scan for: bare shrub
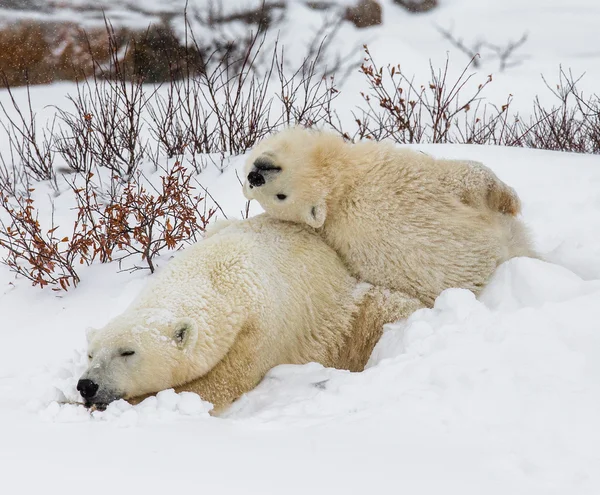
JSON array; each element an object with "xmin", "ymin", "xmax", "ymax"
[
  {"xmin": 0, "ymin": 77, "xmax": 58, "ymax": 189},
  {"xmin": 70, "ymin": 163, "xmax": 216, "ymax": 273},
  {"xmin": 452, "ymin": 95, "xmax": 520, "ymax": 147},
  {"xmin": 575, "ymin": 92, "xmax": 600, "ymax": 154},
  {"xmin": 436, "ymin": 26, "xmax": 528, "ymax": 72},
  {"xmin": 275, "ymin": 42, "xmax": 340, "ymax": 129},
  {"xmin": 485, "ymin": 33, "xmax": 529, "ymax": 72},
  {"xmin": 0, "ymin": 146, "xmax": 29, "ymax": 197},
  {"xmin": 146, "ymin": 21, "xmax": 344, "ymax": 172},
  {"xmin": 435, "ymin": 26, "xmax": 483, "ymax": 69},
  {"xmin": 340, "ymin": 48, "xmax": 600, "ymax": 154},
  {"xmin": 55, "ymin": 21, "xmax": 149, "ymax": 180},
  {"xmin": 0, "ymin": 163, "xmax": 215, "ymax": 290},
  {"xmin": 345, "ymin": 47, "xmax": 499, "ymax": 144},
  {"xmin": 198, "ymin": 33, "xmax": 277, "ymax": 157},
  {"xmin": 515, "ymin": 69, "xmax": 600, "ymax": 154},
  {"xmin": 144, "ymin": 27, "xmax": 278, "ymax": 172},
  {"xmin": 0, "ymin": 192, "xmax": 80, "ymax": 290}
]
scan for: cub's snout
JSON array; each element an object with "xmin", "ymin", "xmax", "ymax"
[
  {"xmin": 247, "ymin": 170, "xmax": 266, "ymax": 188},
  {"xmin": 247, "ymin": 156, "xmax": 281, "ymax": 188}
]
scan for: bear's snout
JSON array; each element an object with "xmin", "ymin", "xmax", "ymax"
[
  {"xmin": 247, "ymin": 170, "xmax": 266, "ymax": 188},
  {"xmin": 77, "ymin": 378, "xmax": 99, "ymax": 400}
]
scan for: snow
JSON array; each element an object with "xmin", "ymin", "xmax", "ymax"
[
  {"xmin": 1, "ymin": 0, "xmax": 600, "ymax": 494},
  {"xmin": 40, "ymin": 389, "xmax": 213, "ymax": 425}
]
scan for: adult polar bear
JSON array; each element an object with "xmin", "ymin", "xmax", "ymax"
[
  {"xmin": 243, "ymin": 127, "xmax": 536, "ymax": 306},
  {"xmin": 78, "ymin": 215, "xmax": 423, "ymax": 412}
]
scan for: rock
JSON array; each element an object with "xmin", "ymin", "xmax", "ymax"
[
  {"xmin": 305, "ymin": 1, "xmax": 337, "ymax": 10},
  {"xmin": 344, "ymin": 0, "xmax": 382, "ymax": 29},
  {"xmin": 393, "ymin": 0, "xmax": 438, "ymax": 13},
  {"xmin": 207, "ymin": 2, "xmax": 285, "ymax": 31}
]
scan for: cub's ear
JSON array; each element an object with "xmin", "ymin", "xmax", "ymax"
[
  {"xmin": 173, "ymin": 318, "xmax": 199, "ymax": 351},
  {"xmin": 85, "ymin": 327, "xmax": 98, "ymax": 344},
  {"xmin": 304, "ymin": 200, "xmax": 327, "ymax": 228}
]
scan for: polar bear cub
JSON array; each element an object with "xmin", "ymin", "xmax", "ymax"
[
  {"xmin": 243, "ymin": 127, "xmax": 536, "ymax": 306},
  {"xmin": 78, "ymin": 215, "xmax": 423, "ymax": 412}
]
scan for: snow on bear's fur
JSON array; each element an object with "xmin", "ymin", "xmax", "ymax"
[
  {"xmin": 79, "ymin": 215, "xmax": 424, "ymax": 413},
  {"xmin": 243, "ymin": 127, "xmax": 537, "ymax": 306}
]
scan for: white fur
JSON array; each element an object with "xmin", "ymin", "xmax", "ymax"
[
  {"xmin": 81, "ymin": 215, "xmax": 424, "ymax": 411},
  {"xmin": 243, "ymin": 127, "xmax": 536, "ymax": 306}
]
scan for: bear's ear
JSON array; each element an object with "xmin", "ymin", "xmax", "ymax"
[
  {"xmin": 86, "ymin": 327, "xmax": 98, "ymax": 344},
  {"xmin": 172, "ymin": 318, "xmax": 198, "ymax": 351},
  {"xmin": 204, "ymin": 218, "xmax": 238, "ymax": 239},
  {"xmin": 304, "ymin": 200, "xmax": 327, "ymax": 228}
]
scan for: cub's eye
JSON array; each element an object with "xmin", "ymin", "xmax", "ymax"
[
  {"xmin": 276, "ymin": 194, "xmax": 287, "ymax": 201},
  {"xmin": 88, "ymin": 354, "xmax": 93, "ymax": 360},
  {"xmin": 120, "ymin": 350, "xmax": 135, "ymax": 357}
]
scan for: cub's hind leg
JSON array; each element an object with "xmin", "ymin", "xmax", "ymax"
[{"xmin": 439, "ymin": 159, "xmax": 522, "ymax": 216}]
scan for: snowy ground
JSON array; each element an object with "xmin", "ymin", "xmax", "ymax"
[
  {"xmin": 1, "ymin": 1, "xmax": 600, "ymax": 494},
  {"xmin": 0, "ymin": 145, "xmax": 598, "ymax": 495}
]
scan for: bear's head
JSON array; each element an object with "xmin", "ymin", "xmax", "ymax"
[
  {"xmin": 243, "ymin": 127, "xmax": 342, "ymax": 229},
  {"xmin": 78, "ymin": 309, "xmax": 201, "ymax": 408}
]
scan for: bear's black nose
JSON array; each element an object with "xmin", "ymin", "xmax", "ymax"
[
  {"xmin": 247, "ymin": 171, "xmax": 266, "ymax": 188},
  {"xmin": 77, "ymin": 379, "xmax": 99, "ymax": 399}
]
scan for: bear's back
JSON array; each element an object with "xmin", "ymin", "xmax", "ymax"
[{"xmin": 129, "ymin": 215, "xmax": 361, "ymax": 359}]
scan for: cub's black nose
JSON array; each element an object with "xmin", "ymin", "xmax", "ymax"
[
  {"xmin": 247, "ymin": 171, "xmax": 266, "ymax": 188},
  {"xmin": 77, "ymin": 379, "xmax": 99, "ymax": 399}
]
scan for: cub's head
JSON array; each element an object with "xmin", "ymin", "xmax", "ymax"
[
  {"xmin": 243, "ymin": 127, "xmax": 342, "ymax": 228},
  {"xmin": 78, "ymin": 309, "xmax": 200, "ymax": 409}
]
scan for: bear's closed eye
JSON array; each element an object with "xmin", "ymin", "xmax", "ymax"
[
  {"xmin": 121, "ymin": 350, "xmax": 135, "ymax": 357},
  {"xmin": 276, "ymin": 194, "xmax": 287, "ymax": 200}
]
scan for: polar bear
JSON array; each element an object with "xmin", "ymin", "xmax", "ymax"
[
  {"xmin": 78, "ymin": 215, "xmax": 423, "ymax": 412},
  {"xmin": 243, "ymin": 127, "xmax": 536, "ymax": 306}
]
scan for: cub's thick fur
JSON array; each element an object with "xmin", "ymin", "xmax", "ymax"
[
  {"xmin": 243, "ymin": 127, "xmax": 535, "ymax": 306},
  {"xmin": 79, "ymin": 215, "xmax": 423, "ymax": 412}
]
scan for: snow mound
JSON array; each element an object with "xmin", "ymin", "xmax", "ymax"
[
  {"xmin": 218, "ymin": 258, "xmax": 600, "ymax": 489},
  {"xmin": 228, "ymin": 259, "xmax": 600, "ymax": 461},
  {"xmin": 40, "ymin": 390, "xmax": 213, "ymax": 426},
  {"xmin": 43, "ymin": 257, "xmax": 600, "ymax": 435},
  {"xmin": 479, "ymin": 257, "xmax": 600, "ymax": 311},
  {"xmin": 20, "ymin": 240, "xmax": 600, "ymax": 490}
]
